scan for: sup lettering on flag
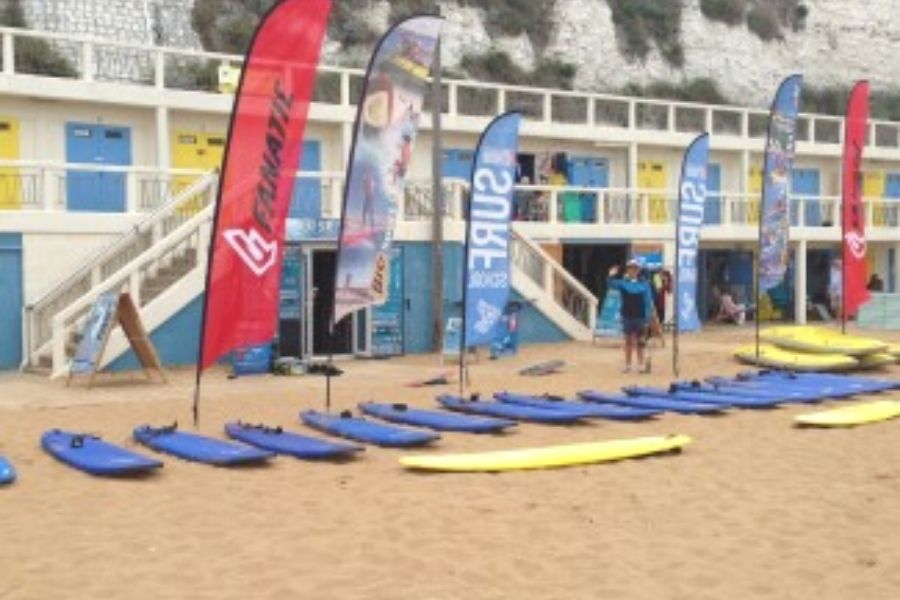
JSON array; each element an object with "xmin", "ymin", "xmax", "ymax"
[
  {"xmin": 463, "ymin": 112, "xmax": 522, "ymax": 348},
  {"xmin": 675, "ymin": 133, "xmax": 710, "ymax": 333}
]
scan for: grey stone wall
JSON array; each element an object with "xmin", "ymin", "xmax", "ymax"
[
  {"xmin": 11, "ymin": 0, "xmax": 900, "ymax": 108},
  {"xmin": 19, "ymin": 0, "xmax": 200, "ymax": 81}
]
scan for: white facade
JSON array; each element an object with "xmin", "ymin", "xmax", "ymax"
[{"xmin": 1, "ymin": 26, "xmax": 900, "ymax": 371}]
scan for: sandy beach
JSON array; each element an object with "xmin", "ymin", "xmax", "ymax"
[{"xmin": 1, "ymin": 325, "xmax": 899, "ymax": 599}]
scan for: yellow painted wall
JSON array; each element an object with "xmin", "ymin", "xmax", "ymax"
[
  {"xmin": 747, "ymin": 165, "xmax": 763, "ymax": 224},
  {"xmin": 0, "ymin": 116, "xmax": 21, "ymax": 209}
]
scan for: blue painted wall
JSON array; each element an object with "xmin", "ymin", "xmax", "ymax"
[
  {"xmin": 399, "ymin": 242, "xmax": 570, "ymax": 354},
  {"xmin": 510, "ymin": 290, "xmax": 569, "ymax": 344},
  {"xmin": 104, "ymin": 242, "xmax": 574, "ymax": 369},
  {"xmin": 107, "ymin": 293, "xmax": 203, "ymax": 371},
  {"xmin": 0, "ymin": 233, "xmax": 23, "ymax": 369}
]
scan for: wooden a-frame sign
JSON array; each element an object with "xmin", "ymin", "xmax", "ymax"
[{"xmin": 67, "ymin": 292, "xmax": 167, "ymax": 387}]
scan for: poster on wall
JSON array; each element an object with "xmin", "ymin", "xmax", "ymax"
[{"xmin": 371, "ymin": 246, "xmax": 404, "ymax": 356}]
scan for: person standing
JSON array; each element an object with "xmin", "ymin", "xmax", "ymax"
[{"xmin": 608, "ymin": 259, "xmax": 654, "ymax": 373}]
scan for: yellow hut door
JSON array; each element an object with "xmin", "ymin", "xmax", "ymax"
[
  {"xmin": 747, "ymin": 166, "xmax": 763, "ymax": 224},
  {"xmin": 171, "ymin": 131, "xmax": 225, "ymax": 214},
  {"xmin": 639, "ymin": 161, "xmax": 668, "ymax": 223},
  {"xmin": 0, "ymin": 117, "xmax": 21, "ymax": 210}
]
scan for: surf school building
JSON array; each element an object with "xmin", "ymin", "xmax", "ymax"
[{"xmin": 2, "ymin": 26, "xmax": 900, "ymax": 374}]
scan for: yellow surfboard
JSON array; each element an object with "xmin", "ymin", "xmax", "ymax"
[
  {"xmin": 399, "ymin": 434, "xmax": 691, "ymax": 472},
  {"xmin": 795, "ymin": 400, "xmax": 900, "ymax": 427},
  {"xmin": 855, "ymin": 352, "xmax": 897, "ymax": 370},
  {"xmin": 734, "ymin": 343, "xmax": 858, "ymax": 372},
  {"xmin": 887, "ymin": 343, "xmax": 900, "ymax": 359},
  {"xmin": 760, "ymin": 326, "xmax": 888, "ymax": 356}
]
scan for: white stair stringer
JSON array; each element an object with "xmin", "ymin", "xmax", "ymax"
[{"xmin": 508, "ymin": 227, "xmax": 598, "ymax": 341}]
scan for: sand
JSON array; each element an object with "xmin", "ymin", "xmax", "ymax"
[{"xmin": 1, "ymin": 325, "xmax": 899, "ymax": 600}]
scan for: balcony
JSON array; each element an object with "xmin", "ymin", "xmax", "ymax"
[
  {"xmin": 2, "ymin": 163, "xmax": 898, "ymax": 243},
  {"xmin": 2, "ymin": 26, "xmax": 900, "ymax": 152}
]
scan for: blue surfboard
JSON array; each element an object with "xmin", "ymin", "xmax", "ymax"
[
  {"xmin": 42, "ymin": 430, "xmax": 162, "ymax": 476},
  {"xmin": 706, "ymin": 376, "xmax": 859, "ymax": 400},
  {"xmin": 0, "ymin": 455, "xmax": 15, "ymax": 485},
  {"xmin": 493, "ymin": 392, "xmax": 660, "ymax": 420},
  {"xmin": 685, "ymin": 379, "xmax": 826, "ymax": 402},
  {"xmin": 300, "ymin": 410, "xmax": 440, "ymax": 448},
  {"xmin": 358, "ymin": 402, "xmax": 516, "ymax": 433},
  {"xmin": 134, "ymin": 424, "xmax": 273, "ymax": 465},
  {"xmin": 578, "ymin": 390, "xmax": 725, "ymax": 415},
  {"xmin": 626, "ymin": 385, "xmax": 777, "ymax": 409},
  {"xmin": 742, "ymin": 370, "xmax": 899, "ymax": 392},
  {"xmin": 225, "ymin": 422, "xmax": 364, "ymax": 459},
  {"xmin": 688, "ymin": 377, "xmax": 824, "ymax": 399},
  {"xmin": 437, "ymin": 394, "xmax": 585, "ymax": 424}
]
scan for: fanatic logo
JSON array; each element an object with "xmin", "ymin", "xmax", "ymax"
[
  {"xmin": 223, "ymin": 228, "xmax": 277, "ymax": 276},
  {"xmin": 474, "ymin": 299, "xmax": 502, "ymax": 335},
  {"xmin": 844, "ymin": 231, "xmax": 867, "ymax": 260}
]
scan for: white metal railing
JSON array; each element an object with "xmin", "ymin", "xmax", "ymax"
[
  {"xmin": 0, "ymin": 160, "xmax": 346, "ymax": 215},
  {"xmin": 49, "ymin": 204, "xmax": 213, "ymax": 373},
  {"xmin": 0, "ymin": 160, "xmax": 208, "ymax": 212},
  {"xmin": 509, "ymin": 229, "xmax": 598, "ymax": 332},
  {"xmin": 3, "ymin": 25, "xmax": 900, "ymax": 149},
  {"xmin": 400, "ymin": 180, "xmax": 900, "ymax": 230}
]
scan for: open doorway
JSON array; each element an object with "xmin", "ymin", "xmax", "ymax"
[
  {"xmin": 562, "ymin": 243, "xmax": 629, "ymax": 303},
  {"xmin": 311, "ymin": 249, "xmax": 353, "ymax": 355}
]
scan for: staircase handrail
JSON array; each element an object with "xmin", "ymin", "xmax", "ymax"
[{"xmin": 25, "ymin": 171, "xmax": 217, "ymax": 311}]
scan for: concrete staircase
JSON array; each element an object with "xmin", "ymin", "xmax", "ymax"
[
  {"xmin": 23, "ymin": 173, "xmax": 217, "ymax": 376},
  {"xmin": 509, "ymin": 227, "xmax": 598, "ymax": 340}
]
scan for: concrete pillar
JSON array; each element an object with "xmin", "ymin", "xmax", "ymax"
[
  {"xmin": 794, "ymin": 239, "xmax": 807, "ymax": 324},
  {"xmin": 341, "ymin": 122, "xmax": 353, "ymax": 170},
  {"xmin": 663, "ymin": 239, "xmax": 676, "ymax": 322},
  {"xmin": 155, "ymin": 106, "xmax": 170, "ymax": 169},
  {"xmin": 627, "ymin": 142, "xmax": 638, "ymax": 189}
]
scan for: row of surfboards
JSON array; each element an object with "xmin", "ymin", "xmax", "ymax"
[{"xmin": 1, "ymin": 370, "xmax": 898, "ymax": 481}]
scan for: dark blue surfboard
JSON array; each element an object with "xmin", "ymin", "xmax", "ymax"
[
  {"xmin": 688, "ymin": 378, "xmax": 829, "ymax": 401},
  {"xmin": 225, "ymin": 422, "xmax": 363, "ymax": 459},
  {"xmin": 705, "ymin": 376, "xmax": 858, "ymax": 400},
  {"xmin": 493, "ymin": 392, "xmax": 660, "ymax": 420},
  {"xmin": 300, "ymin": 410, "xmax": 440, "ymax": 448},
  {"xmin": 578, "ymin": 390, "xmax": 725, "ymax": 415},
  {"xmin": 0, "ymin": 455, "xmax": 15, "ymax": 485},
  {"xmin": 42, "ymin": 430, "xmax": 162, "ymax": 476},
  {"xmin": 627, "ymin": 385, "xmax": 777, "ymax": 408},
  {"xmin": 134, "ymin": 425, "xmax": 273, "ymax": 465},
  {"xmin": 358, "ymin": 402, "xmax": 516, "ymax": 433},
  {"xmin": 436, "ymin": 394, "xmax": 585, "ymax": 424},
  {"xmin": 739, "ymin": 371, "xmax": 897, "ymax": 394}
]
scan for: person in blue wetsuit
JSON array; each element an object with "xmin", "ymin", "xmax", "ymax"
[{"xmin": 608, "ymin": 259, "xmax": 654, "ymax": 373}]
